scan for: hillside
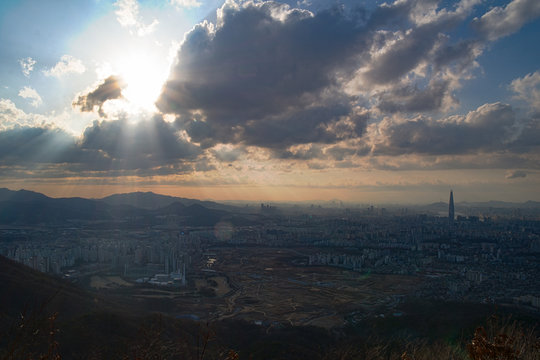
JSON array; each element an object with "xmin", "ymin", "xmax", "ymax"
[
  {"xmin": 0, "ymin": 255, "xmax": 109, "ymax": 321},
  {"xmin": 0, "ymin": 188, "xmax": 251, "ymax": 226},
  {"xmin": 101, "ymin": 191, "xmax": 238, "ymax": 212}
]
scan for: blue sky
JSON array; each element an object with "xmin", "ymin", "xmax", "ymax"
[{"xmin": 0, "ymin": 0, "xmax": 539, "ymax": 203}]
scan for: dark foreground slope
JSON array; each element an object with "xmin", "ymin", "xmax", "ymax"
[
  {"xmin": 0, "ymin": 255, "xmax": 106, "ymax": 320},
  {"xmin": 0, "ymin": 256, "xmax": 336, "ymax": 359},
  {"xmin": 1, "ymin": 256, "xmax": 539, "ymax": 359},
  {"xmin": 0, "ymin": 255, "xmax": 135, "ymax": 358}
]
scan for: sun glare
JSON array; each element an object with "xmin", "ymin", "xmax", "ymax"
[{"xmin": 113, "ymin": 50, "xmax": 170, "ymax": 113}]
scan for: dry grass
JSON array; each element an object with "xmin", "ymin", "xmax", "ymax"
[{"xmin": 2, "ymin": 309, "xmax": 538, "ymax": 360}]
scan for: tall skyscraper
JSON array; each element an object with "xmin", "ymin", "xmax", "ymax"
[{"xmin": 449, "ymin": 190, "xmax": 455, "ymax": 225}]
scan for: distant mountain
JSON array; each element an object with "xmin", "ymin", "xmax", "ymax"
[
  {"xmin": 100, "ymin": 191, "xmax": 238, "ymax": 212},
  {"xmin": 0, "ymin": 196, "xmax": 112, "ymax": 224},
  {"xmin": 410, "ymin": 200, "xmax": 540, "ymax": 213},
  {"xmin": 523, "ymin": 200, "xmax": 540, "ymax": 208},
  {"xmin": 0, "ymin": 188, "xmax": 252, "ymax": 226},
  {"xmin": 458, "ymin": 200, "xmax": 540, "ymax": 209},
  {"xmin": 0, "ymin": 187, "xmax": 50, "ymax": 202},
  {"xmin": 101, "ymin": 191, "xmax": 181, "ymax": 210}
]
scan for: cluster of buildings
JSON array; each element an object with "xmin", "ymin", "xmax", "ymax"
[{"xmin": 0, "ymin": 191, "xmax": 538, "ymax": 310}]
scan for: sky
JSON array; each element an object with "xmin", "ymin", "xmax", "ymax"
[{"xmin": 0, "ymin": 0, "xmax": 539, "ymax": 203}]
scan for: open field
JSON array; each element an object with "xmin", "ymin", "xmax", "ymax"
[
  {"xmin": 90, "ymin": 275, "xmax": 133, "ymax": 289},
  {"xmin": 208, "ymin": 247, "xmax": 421, "ymax": 327},
  {"xmin": 100, "ymin": 247, "xmax": 422, "ymax": 328}
]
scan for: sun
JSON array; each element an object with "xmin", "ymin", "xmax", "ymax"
[{"xmin": 113, "ymin": 48, "xmax": 171, "ymax": 113}]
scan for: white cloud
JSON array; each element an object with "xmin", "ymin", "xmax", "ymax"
[
  {"xmin": 171, "ymin": 0, "xmax": 202, "ymax": 9},
  {"xmin": 114, "ymin": 0, "xmax": 159, "ymax": 36},
  {"xmin": 115, "ymin": 0, "xmax": 138, "ymax": 27},
  {"xmin": 18, "ymin": 57, "xmax": 36, "ymax": 77},
  {"xmin": 0, "ymin": 99, "xmax": 47, "ymax": 130},
  {"xmin": 18, "ymin": 86, "xmax": 43, "ymax": 107},
  {"xmin": 0, "ymin": 98, "xmax": 94, "ymax": 134},
  {"xmin": 510, "ymin": 71, "xmax": 540, "ymax": 113},
  {"xmin": 43, "ymin": 55, "xmax": 86, "ymax": 77},
  {"xmin": 0, "ymin": 99, "xmax": 26, "ymax": 129},
  {"xmin": 473, "ymin": 0, "xmax": 540, "ymax": 41}
]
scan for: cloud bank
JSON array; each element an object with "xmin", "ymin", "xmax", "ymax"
[{"xmin": 2, "ymin": 0, "xmax": 540, "ymax": 190}]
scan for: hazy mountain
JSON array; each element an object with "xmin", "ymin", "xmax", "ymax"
[
  {"xmin": 100, "ymin": 191, "xmax": 181, "ymax": 210},
  {"xmin": 101, "ymin": 191, "xmax": 238, "ymax": 212},
  {"xmin": 458, "ymin": 200, "xmax": 540, "ymax": 209},
  {"xmin": 0, "ymin": 188, "xmax": 242, "ymax": 226},
  {"xmin": 0, "ymin": 188, "xmax": 50, "ymax": 202},
  {"xmin": 0, "ymin": 195, "xmax": 112, "ymax": 224},
  {"xmin": 156, "ymin": 202, "xmax": 238, "ymax": 227}
]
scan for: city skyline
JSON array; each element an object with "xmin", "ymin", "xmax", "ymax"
[{"xmin": 1, "ymin": 0, "xmax": 540, "ymax": 203}]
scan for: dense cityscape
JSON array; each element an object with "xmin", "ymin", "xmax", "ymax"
[{"xmin": 2, "ymin": 189, "xmax": 539, "ymax": 327}]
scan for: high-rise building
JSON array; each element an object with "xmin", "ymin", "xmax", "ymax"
[{"xmin": 449, "ymin": 190, "xmax": 455, "ymax": 225}]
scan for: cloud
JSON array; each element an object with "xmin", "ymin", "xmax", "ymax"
[
  {"xmin": 376, "ymin": 80, "xmax": 456, "ymax": 113},
  {"xmin": 159, "ymin": 1, "xmax": 370, "ymax": 149},
  {"xmin": 0, "ymin": 99, "xmax": 29, "ymax": 129},
  {"xmin": 115, "ymin": 0, "xmax": 159, "ymax": 36},
  {"xmin": 73, "ymin": 76, "xmax": 125, "ymax": 117},
  {"xmin": 18, "ymin": 57, "xmax": 36, "ymax": 77},
  {"xmin": 360, "ymin": 0, "xmax": 479, "ymax": 87},
  {"xmin": 43, "ymin": 55, "xmax": 86, "ymax": 77},
  {"xmin": 4, "ymin": 0, "xmax": 540, "ymax": 183},
  {"xmin": 18, "ymin": 86, "xmax": 43, "ymax": 107},
  {"xmin": 274, "ymin": 143, "xmax": 325, "ymax": 160},
  {"xmin": 0, "ymin": 126, "xmax": 81, "ymax": 165},
  {"xmin": 367, "ymin": 152, "xmax": 540, "ymax": 171},
  {"xmin": 472, "ymin": 0, "xmax": 540, "ymax": 41},
  {"xmin": 210, "ymin": 144, "xmax": 245, "ymax": 162},
  {"xmin": 510, "ymin": 71, "xmax": 540, "ymax": 114},
  {"xmin": 372, "ymin": 102, "xmax": 522, "ymax": 155},
  {"xmin": 171, "ymin": 0, "xmax": 201, "ymax": 9},
  {"xmin": 506, "ymin": 170, "xmax": 527, "ymax": 179},
  {"xmin": 0, "ymin": 99, "xmax": 48, "ymax": 130},
  {"xmin": 158, "ymin": 0, "xmax": 502, "ymax": 150},
  {"xmin": 80, "ymin": 116, "xmax": 201, "ymax": 164},
  {"xmin": 0, "ymin": 116, "xmax": 203, "ymax": 177}
]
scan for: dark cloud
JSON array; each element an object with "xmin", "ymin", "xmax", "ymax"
[
  {"xmin": 80, "ymin": 115, "xmax": 201, "ymax": 166},
  {"xmin": 376, "ymin": 80, "xmax": 455, "ymax": 113},
  {"xmin": 362, "ymin": 0, "xmax": 476, "ymax": 86},
  {"xmin": 73, "ymin": 75, "xmax": 125, "ymax": 117},
  {"xmin": 373, "ymin": 102, "xmax": 522, "ymax": 155},
  {"xmin": 0, "ymin": 116, "xmax": 205, "ymax": 178},
  {"xmin": 0, "ymin": 126, "xmax": 81, "ymax": 165},
  {"xmin": 5, "ymin": 0, "xmax": 540, "ymax": 182},
  {"xmin": 432, "ymin": 39, "xmax": 480, "ymax": 73},
  {"xmin": 157, "ymin": 0, "xmax": 494, "ymax": 148},
  {"xmin": 158, "ymin": 1, "xmax": 369, "ymax": 148},
  {"xmin": 363, "ymin": 23, "xmax": 441, "ymax": 86},
  {"xmin": 241, "ymin": 103, "xmax": 366, "ymax": 148},
  {"xmin": 367, "ymin": 152, "xmax": 540, "ymax": 171}
]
